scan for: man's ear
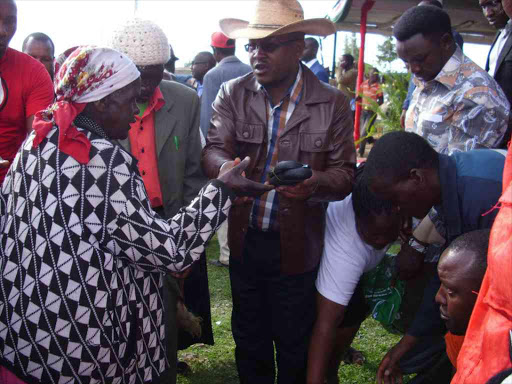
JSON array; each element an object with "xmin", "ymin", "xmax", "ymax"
[
  {"xmin": 409, "ymin": 168, "xmax": 426, "ymax": 187},
  {"xmin": 439, "ymin": 32, "xmax": 454, "ymax": 52}
]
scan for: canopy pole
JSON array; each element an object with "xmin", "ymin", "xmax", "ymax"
[
  {"xmin": 332, "ymin": 31, "xmax": 338, "ymax": 79},
  {"xmin": 354, "ymin": 0, "xmax": 375, "ymax": 146}
]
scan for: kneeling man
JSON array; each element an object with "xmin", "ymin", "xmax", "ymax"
[{"xmin": 307, "ymin": 180, "xmax": 401, "ymax": 384}]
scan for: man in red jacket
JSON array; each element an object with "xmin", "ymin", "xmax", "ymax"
[{"xmin": 0, "ymin": 0, "xmax": 54, "ymax": 184}]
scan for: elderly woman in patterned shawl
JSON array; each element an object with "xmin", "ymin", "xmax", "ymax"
[{"xmin": 0, "ymin": 46, "xmax": 271, "ymax": 384}]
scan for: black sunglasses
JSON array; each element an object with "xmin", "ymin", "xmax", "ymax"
[{"xmin": 244, "ymin": 38, "xmax": 302, "ymax": 54}]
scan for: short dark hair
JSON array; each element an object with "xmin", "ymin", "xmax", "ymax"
[
  {"xmin": 305, "ymin": 37, "xmax": 319, "ymax": 50},
  {"xmin": 393, "ymin": 5, "xmax": 452, "ymax": 42},
  {"xmin": 22, "ymin": 32, "xmax": 55, "ymax": 56},
  {"xmin": 213, "ymin": 46, "xmax": 236, "ymax": 57},
  {"xmin": 352, "ymin": 177, "xmax": 394, "ymax": 220},
  {"xmin": 446, "ymin": 229, "xmax": 490, "ymax": 275},
  {"xmin": 195, "ymin": 51, "xmax": 216, "ymax": 67},
  {"xmin": 341, "ymin": 54, "xmax": 354, "ymax": 66},
  {"xmin": 364, "ymin": 131, "xmax": 439, "ymax": 185},
  {"xmin": 419, "ymin": 0, "xmax": 443, "ymax": 8}
]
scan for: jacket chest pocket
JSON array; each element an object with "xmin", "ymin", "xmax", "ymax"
[
  {"xmin": 235, "ymin": 122, "xmax": 265, "ymax": 144},
  {"xmin": 235, "ymin": 122, "xmax": 265, "ymax": 159},
  {"xmin": 299, "ymin": 131, "xmax": 333, "ymax": 168}
]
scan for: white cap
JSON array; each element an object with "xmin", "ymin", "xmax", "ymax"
[{"xmin": 110, "ymin": 18, "xmax": 170, "ymax": 66}]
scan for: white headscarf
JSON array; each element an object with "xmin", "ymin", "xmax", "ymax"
[{"xmin": 33, "ymin": 46, "xmax": 140, "ymax": 164}]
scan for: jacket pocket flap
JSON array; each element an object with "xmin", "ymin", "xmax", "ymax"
[
  {"xmin": 300, "ymin": 131, "xmax": 333, "ymax": 152},
  {"xmin": 235, "ymin": 123, "xmax": 264, "ymax": 144}
]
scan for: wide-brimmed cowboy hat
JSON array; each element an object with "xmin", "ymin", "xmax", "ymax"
[{"xmin": 220, "ymin": 0, "xmax": 336, "ymax": 40}]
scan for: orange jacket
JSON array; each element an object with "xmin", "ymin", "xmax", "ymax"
[{"xmin": 452, "ymin": 148, "xmax": 512, "ymax": 383}]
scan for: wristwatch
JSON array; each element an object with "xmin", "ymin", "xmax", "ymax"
[{"xmin": 408, "ymin": 236, "xmax": 429, "ymax": 255}]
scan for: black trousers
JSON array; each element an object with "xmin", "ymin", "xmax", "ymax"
[{"xmin": 229, "ymin": 228, "xmax": 318, "ymax": 384}]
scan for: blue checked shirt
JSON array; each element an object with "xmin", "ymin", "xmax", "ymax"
[{"xmin": 250, "ymin": 65, "xmax": 304, "ymax": 232}]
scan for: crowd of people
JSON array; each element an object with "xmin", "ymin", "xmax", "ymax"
[{"xmin": 0, "ymin": 0, "xmax": 511, "ymax": 383}]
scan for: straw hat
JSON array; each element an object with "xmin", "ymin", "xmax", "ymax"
[{"xmin": 220, "ymin": 0, "xmax": 336, "ymax": 40}]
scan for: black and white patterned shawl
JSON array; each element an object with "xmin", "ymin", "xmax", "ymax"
[{"xmin": 0, "ymin": 119, "xmax": 233, "ymax": 384}]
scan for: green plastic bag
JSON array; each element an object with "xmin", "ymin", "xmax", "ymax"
[{"xmin": 361, "ymin": 244, "xmax": 405, "ymax": 326}]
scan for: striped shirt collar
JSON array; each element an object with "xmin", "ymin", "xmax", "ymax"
[{"xmin": 250, "ymin": 64, "xmax": 304, "ymax": 232}]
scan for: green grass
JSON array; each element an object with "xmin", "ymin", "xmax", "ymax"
[{"xmin": 177, "ymin": 236, "xmax": 408, "ymax": 384}]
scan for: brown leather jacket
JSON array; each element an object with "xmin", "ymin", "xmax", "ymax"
[{"xmin": 201, "ymin": 66, "xmax": 356, "ymax": 275}]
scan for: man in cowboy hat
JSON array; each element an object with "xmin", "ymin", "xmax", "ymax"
[{"xmin": 202, "ymin": 1, "xmax": 356, "ymax": 382}]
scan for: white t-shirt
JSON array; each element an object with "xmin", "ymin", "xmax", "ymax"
[{"xmin": 316, "ymin": 194, "xmax": 387, "ymax": 306}]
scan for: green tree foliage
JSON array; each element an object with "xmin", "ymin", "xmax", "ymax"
[
  {"xmin": 343, "ymin": 32, "xmax": 360, "ymax": 63},
  {"xmin": 376, "ymin": 37, "xmax": 398, "ymax": 71},
  {"xmin": 357, "ymin": 72, "xmax": 409, "ymax": 144}
]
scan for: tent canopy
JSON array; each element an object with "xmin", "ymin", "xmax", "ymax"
[{"xmin": 329, "ymin": 0, "xmax": 496, "ymax": 45}]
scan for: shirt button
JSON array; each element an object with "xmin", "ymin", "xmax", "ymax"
[
  {"xmin": 141, "ymin": 148, "xmax": 145, "ymax": 153},
  {"xmin": 243, "ymin": 132, "xmax": 250, "ymax": 139},
  {"xmin": 142, "ymin": 171, "xmax": 146, "ymax": 175},
  {"xmin": 315, "ymin": 139, "xmax": 323, "ymax": 148}
]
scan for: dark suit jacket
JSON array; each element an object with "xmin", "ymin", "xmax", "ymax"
[
  {"xmin": 486, "ymin": 29, "xmax": 512, "ymax": 147},
  {"xmin": 310, "ymin": 60, "xmax": 329, "ymax": 83},
  {"xmin": 486, "ymin": 29, "xmax": 512, "ymax": 104}
]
